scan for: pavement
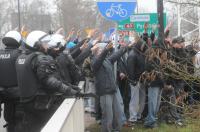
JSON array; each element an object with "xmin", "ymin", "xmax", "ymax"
[
  {"xmin": 0, "ymin": 44, "xmax": 7, "ymax": 132},
  {"xmin": 0, "ymin": 106, "xmax": 6, "ymax": 132},
  {"xmin": 85, "ymin": 113, "xmax": 96, "ymax": 128}
]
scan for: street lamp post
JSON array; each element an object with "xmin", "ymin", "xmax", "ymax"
[{"xmin": 17, "ymin": 0, "xmax": 21, "ymax": 30}]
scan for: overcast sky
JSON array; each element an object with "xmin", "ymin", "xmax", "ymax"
[
  {"xmin": 138, "ymin": 0, "xmax": 157, "ymax": 12},
  {"xmin": 93, "ymin": 0, "xmax": 158, "ymax": 12}
]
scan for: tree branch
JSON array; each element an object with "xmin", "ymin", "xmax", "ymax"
[{"xmin": 164, "ymin": 0, "xmax": 200, "ymax": 7}]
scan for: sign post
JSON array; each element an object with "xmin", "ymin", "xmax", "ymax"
[{"xmin": 157, "ymin": 0, "xmax": 165, "ymax": 48}]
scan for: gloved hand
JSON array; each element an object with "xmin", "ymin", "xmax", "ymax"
[
  {"xmin": 75, "ymin": 92, "xmax": 97, "ymax": 98},
  {"xmin": 71, "ymin": 85, "xmax": 81, "ymax": 92},
  {"xmin": 75, "ymin": 92, "xmax": 85, "ymax": 98},
  {"xmin": 61, "ymin": 84, "xmax": 80, "ymax": 95}
]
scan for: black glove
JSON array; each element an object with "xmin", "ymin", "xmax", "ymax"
[
  {"xmin": 75, "ymin": 92, "xmax": 85, "ymax": 98},
  {"xmin": 61, "ymin": 84, "xmax": 80, "ymax": 95},
  {"xmin": 75, "ymin": 92, "xmax": 97, "ymax": 98},
  {"xmin": 71, "ymin": 85, "xmax": 81, "ymax": 92}
]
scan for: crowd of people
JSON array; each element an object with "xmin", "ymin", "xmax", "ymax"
[
  {"xmin": 0, "ymin": 22, "xmax": 199, "ymax": 132},
  {"xmin": 84, "ymin": 22, "xmax": 200, "ymax": 131}
]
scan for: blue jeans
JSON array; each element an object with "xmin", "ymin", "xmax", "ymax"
[
  {"xmin": 100, "ymin": 88, "xmax": 126, "ymax": 132},
  {"xmin": 144, "ymin": 87, "xmax": 162, "ymax": 126}
]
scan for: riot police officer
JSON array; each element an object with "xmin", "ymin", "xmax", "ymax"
[
  {"xmin": 48, "ymin": 33, "xmax": 96, "ymax": 85},
  {"xmin": 47, "ymin": 33, "xmax": 81, "ymax": 85},
  {"xmin": 15, "ymin": 31, "xmax": 81, "ymax": 132},
  {"xmin": 0, "ymin": 31, "xmax": 22, "ymax": 132}
]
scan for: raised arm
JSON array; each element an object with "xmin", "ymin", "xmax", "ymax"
[{"xmin": 108, "ymin": 46, "xmax": 129, "ymax": 64}]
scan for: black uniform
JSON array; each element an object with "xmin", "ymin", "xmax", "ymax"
[
  {"xmin": 0, "ymin": 44, "xmax": 21, "ymax": 132},
  {"xmin": 15, "ymin": 50, "xmax": 80, "ymax": 132}
]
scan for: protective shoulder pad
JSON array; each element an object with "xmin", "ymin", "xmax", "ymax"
[{"xmin": 36, "ymin": 54, "xmax": 54, "ymax": 65}]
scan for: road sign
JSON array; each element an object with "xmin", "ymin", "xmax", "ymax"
[
  {"xmin": 109, "ymin": 28, "xmax": 115, "ymax": 35},
  {"xmin": 104, "ymin": 28, "xmax": 115, "ymax": 41},
  {"xmin": 117, "ymin": 13, "xmax": 167, "ymax": 36},
  {"xmin": 97, "ymin": 0, "xmax": 137, "ymax": 21}
]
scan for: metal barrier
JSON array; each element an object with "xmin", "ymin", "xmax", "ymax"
[{"xmin": 41, "ymin": 81, "xmax": 85, "ymax": 132}]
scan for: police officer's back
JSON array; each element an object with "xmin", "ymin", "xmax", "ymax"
[
  {"xmin": 0, "ymin": 31, "xmax": 21, "ymax": 91},
  {"xmin": 0, "ymin": 31, "xmax": 22, "ymax": 132}
]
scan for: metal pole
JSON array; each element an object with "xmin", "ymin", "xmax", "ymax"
[
  {"xmin": 17, "ymin": 0, "xmax": 21, "ymax": 30},
  {"xmin": 177, "ymin": 0, "xmax": 181, "ymax": 36},
  {"xmin": 114, "ymin": 23, "xmax": 118, "ymax": 51},
  {"xmin": 198, "ymin": 7, "xmax": 200, "ymax": 38},
  {"xmin": 114, "ymin": 23, "xmax": 118, "ymax": 80},
  {"xmin": 157, "ymin": 0, "xmax": 164, "ymax": 47}
]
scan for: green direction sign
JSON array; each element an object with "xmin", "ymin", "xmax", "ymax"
[{"xmin": 117, "ymin": 13, "xmax": 167, "ymax": 37}]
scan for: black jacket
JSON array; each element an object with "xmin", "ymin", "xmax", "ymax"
[
  {"xmin": 91, "ymin": 47, "xmax": 128, "ymax": 96},
  {"xmin": 56, "ymin": 51, "xmax": 81, "ymax": 85},
  {"xmin": 70, "ymin": 38, "xmax": 89, "ymax": 54},
  {"xmin": 32, "ymin": 53, "xmax": 66, "ymax": 93},
  {"xmin": 74, "ymin": 44, "xmax": 93, "ymax": 66},
  {"xmin": 117, "ymin": 54, "xmax": 128, "ymax": 75},
  {"xmin": 170, "ymin": 48, "xmax": 188, "ymax": 64},
  {"xmin": 16, "ymin": 50, "xmax": 66, "ymax": 98},
  {"xmin": 127, "ymin": 47, "xmax": 145, "ymax": 82}
]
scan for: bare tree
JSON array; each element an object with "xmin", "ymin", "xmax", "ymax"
[
  {"xmin": 164, "ymin": 0, "xmax": 200, "ymax": 40},
  {"xmin": 58, "ymin": 0, "xmax": 114, "ymax": 33},
  {"xmin": 165, "ymin": 0, "xmax": 200, "ymax": 6}
]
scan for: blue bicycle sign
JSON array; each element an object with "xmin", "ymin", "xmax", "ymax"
[
  {"xmin": 106, "ymin": 4, "xmax": 127, "ymax": 18},
  {"xmin": 97, "ymin": 0, "xmax": 137, "ymax": 21}
]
